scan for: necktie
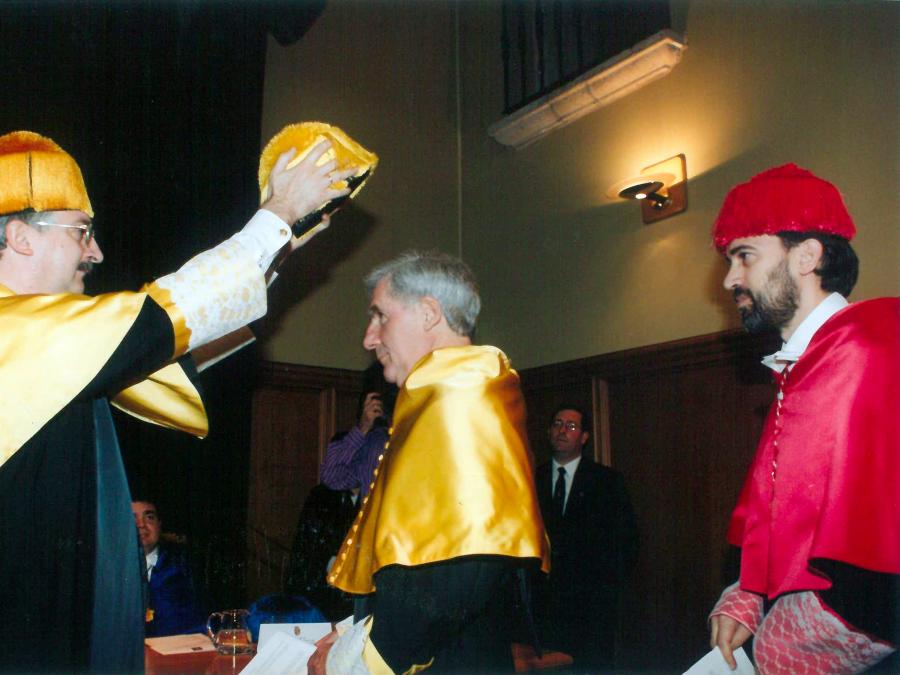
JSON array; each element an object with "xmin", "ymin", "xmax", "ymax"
[{"xmin": 553, "ymin": 466, "xmax": 567, "ymax": 519}]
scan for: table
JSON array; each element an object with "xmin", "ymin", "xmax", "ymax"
[
  {"xmin": 146, "ymin": 642, "xmax": 571, "ymax": 673},
  {"xmin": 145, "ymin": 645, "xmax": 252, "ymax": 675},
  {"xmin": 511, "ymin": 643, "xmax": 574, "ymax": 672}
]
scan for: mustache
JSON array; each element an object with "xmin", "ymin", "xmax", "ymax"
[
  {"xmin": 732, "ymin": 286, "xmax": 752, "ymax": 302},
  {"xmin": 77, "ymin": 262, "xmax": 94, "ymax": 275}
]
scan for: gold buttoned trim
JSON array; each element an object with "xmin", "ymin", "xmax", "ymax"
[{"xmin": 330, "ymin": 435, "xmax": 387, "ymax": 589}]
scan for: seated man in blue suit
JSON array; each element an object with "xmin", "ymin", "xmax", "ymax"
[{"xmin": 132, "ymin": 500, "xmax": 206, "ymax": 637}]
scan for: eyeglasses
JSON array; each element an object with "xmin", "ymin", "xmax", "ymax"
[
  {"xmin": 33, "ymin": 220, "xmax": 95, "ymax": 246},
  {"xmin": 551, "ymin": 419, "xmax": 581, "ymax": 432}
]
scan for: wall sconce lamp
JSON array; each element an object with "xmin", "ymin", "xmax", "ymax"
[{"xmin": 607, "ymin": 154, "xmax": 687, "ymax": 224}]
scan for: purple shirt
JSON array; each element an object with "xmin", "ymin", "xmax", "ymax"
[{"xmin": 319, "ymin": 425, "xmax": 389, "ymax": 497}]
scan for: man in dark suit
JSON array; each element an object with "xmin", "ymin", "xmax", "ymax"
[
  {"xmin": 132, "ymin": 500, "xmax": 206, "ymax": 637},
  {"xmin": 535, "ymin": 404, "xmax": 639, "ymax": 672}
]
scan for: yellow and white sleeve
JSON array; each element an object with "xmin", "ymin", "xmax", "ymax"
[{"xmin": 148, "ymin": 210, "xmax": 291, "ymax": 353}]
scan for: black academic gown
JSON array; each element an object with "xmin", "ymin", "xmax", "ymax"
[
  {"xmin": 369, "ymin": 557, "xmax": 523, "ymax": 674},
  {"xmin": 0, "ymin": 299, "xmax": 178, "ymax": 674}
]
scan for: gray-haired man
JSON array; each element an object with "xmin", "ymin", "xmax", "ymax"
[{"xmin": 310, "ymin": 251, "xmax": 549, "ymax": 674}]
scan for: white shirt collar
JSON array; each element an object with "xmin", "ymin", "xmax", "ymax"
[
  {"xmin": 761, "ymin": 293, "xmax": 848, "ymax": 372},
  {"xmin": 552, "ymin": 454, "xmax": 581, "ymax": 508},
  {"xmin": 553, "ymin": 454, "xmax": 581, "ymax": 475},
  {"xmin": 146, "ymin": 546, "xmax": 160, "ymax": 579}
]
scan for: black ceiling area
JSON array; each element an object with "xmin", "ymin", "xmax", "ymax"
[
  {"xmin": 0, "ymin": 0, "xmax": 324, "ymax": 291},
  {"xmin": 0, "ymin": 0, "xmax": 325, "ymax": 607}
]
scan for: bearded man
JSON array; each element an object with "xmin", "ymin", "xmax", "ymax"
[{"xmin": 708, "ymin": 164, "xmax": 898, "ymax": 673}]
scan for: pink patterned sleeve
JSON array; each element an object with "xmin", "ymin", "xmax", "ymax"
[
  {"xmin": 709, "ymin": 581, "xmax": 764, "ymax": 634},
  {"xmin": 754, "ymin": 592, "xmax": 895, "ymax": 674}
]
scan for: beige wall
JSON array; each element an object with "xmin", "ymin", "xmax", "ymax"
[
  {"xmin": 260, "ymin": 0, "xmax": 460, "ymax": 368},
  {"xmin": 262, "ymin": 0, "xmax": 898, "ymax": 370}
]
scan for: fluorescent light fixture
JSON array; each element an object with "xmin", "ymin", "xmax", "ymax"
[{"xmin": 489, "ymin": 30, "xmax": 687, "ymax": 150}]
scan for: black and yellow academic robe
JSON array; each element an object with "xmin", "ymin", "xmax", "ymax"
[
  {"xmin": 0, "ymin": 285, "xmax": 205, "ymax": 674},
  {"xmin": 329, "ymin": 346, "xmax": 550, "ymax": 674}
]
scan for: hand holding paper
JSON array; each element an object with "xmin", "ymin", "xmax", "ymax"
[{"xmin": 683, "ymin": 646, "xmax": 754, "ymax": 675}]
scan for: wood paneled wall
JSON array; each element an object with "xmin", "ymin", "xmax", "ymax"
[
  {"xmin": 246, "ymin": 363, "xmax": 364, "ymax": 601},
  {"xmin": 520, "ymin": 329, "xmax": 779, "ymax": 670},
  {"xmin": 248, "ymin": 329, "xmax": 779, "ymax": 670}
]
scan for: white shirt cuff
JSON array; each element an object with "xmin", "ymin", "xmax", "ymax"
[{"xmin": 231, "ymin": 209, "xmax": 292, "ymax": 271}]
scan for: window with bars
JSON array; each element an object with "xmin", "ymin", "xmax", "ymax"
[{"xmin": 502, "ymin": 0, "xmax": 672, "ymax": 114}]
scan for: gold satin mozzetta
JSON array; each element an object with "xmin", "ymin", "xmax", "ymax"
[
  {"xmin": 144, "ymin": 282, "xmax": 190, "ymax": 357},
  {"xmin": 110, "ymin": 361, "xmax": 207, "ymax": 437},
  {"xmin": 0, "ymin": 284, "xmax": 206, "ymax": 467},
  {"xmin": 329, "ymin": 345, "xmax": 550, "ymax": 595}
]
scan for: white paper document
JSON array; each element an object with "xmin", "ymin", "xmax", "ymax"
[
  {"xmin": 258, "ymin": 622, "xmax": 332, "ymax": 652},
  {"xmin": 239, "ymin": 630, "xmax": 316, "ymax": 675},
  {"xmin": 145, "ymin": 633, "xmax": 215, "ymax": 655},
  {"xmin": 683, "ymin": 646, "xmax": 754, "ymax": 675}
]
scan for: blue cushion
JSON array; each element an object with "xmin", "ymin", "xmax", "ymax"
[{"xmin": 246, "ymin": 594, "xmax": 327, "ymax": 642}]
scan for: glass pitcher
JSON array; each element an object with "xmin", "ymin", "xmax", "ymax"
[{"xmin": 206, "ymin": 609, "xmax": 254, "ymax": 655}]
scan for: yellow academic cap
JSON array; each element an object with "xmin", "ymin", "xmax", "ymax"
[
  {"xmin": 0, "ymin": 131, "xmax": 93, "ymax": 217},
  {"xmin": 258, "ymin": 122, "xmax": 377, "ymax": 224}
]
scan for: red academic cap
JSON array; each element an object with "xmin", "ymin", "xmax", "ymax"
[{"xmin": 712, "ymin": 163, "xmax": 855, "ymax": 251}]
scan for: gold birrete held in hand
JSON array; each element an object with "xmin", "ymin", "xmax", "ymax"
[{"xmin": 258, "ymin": 122, "xmax": 378, "ymax": 238}]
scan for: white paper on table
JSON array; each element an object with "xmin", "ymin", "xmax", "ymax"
[
  {"xmin": 682, "ymin": 646, "xmax": 754, "ymax": 675},
  {"xmin": 144, "ymin": 633, "xmax": 215, "ymax": 655},
  {"xmin": 334, "ymin": 615, "xmax": 354, "ymax": 634},
  {"xmin": 258, "ymin": 622, "xmax": 332, "ymax": 652},
  {"xmin": 240, "ymin": 631, "xmax": 316, "ymax": 675}
]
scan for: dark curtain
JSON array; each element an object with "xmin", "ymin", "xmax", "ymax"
[{"xmin": 0, "ymin": 0, "xmax": 323, "ymax": 611}]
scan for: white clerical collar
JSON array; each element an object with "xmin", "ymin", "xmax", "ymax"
[{"xmin": 761, "ymin": 293, "xmax": 848, "ymax": 372}]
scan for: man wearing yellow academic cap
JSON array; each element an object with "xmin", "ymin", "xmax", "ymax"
[
  {"xmin": 308, "ymin": 251, "xmax": 549, "ymax": 674},
  {"xmin": 0, "ymin": 129, "xmax": 356, "ymax": 673}
]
